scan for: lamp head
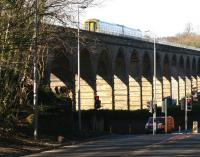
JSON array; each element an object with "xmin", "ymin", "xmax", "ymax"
[{"xmin": 79, "ymin": 5, "xmax": 87, "ymax": 9}]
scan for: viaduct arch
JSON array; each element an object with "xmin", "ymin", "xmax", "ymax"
[{"xmin": 48, "ymin": 29, "xmax": 200, "ymax": 110}]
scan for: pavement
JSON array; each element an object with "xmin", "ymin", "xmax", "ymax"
[
  {"xmin": 0, "ymin": 133, "xmax": 112, "ymax": 157},
  {"xmin": 0, "ymin": 135, "xmax": 62, "ymax": 157}
]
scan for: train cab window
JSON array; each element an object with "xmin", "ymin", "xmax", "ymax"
[{"xmin": 89, "ymin": 22, "xmax": 97, "ymax": 32}]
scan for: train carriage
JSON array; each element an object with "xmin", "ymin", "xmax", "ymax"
[{"xmin": 84, "ymin": 18, "xmax": 142, "ymax": 38}]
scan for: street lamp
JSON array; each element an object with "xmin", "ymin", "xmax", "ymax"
[
  {"xmin": 77, "ymin": 5, "xmax": 87, "ymax": 131},
  {"xmin": 153, "ymin": 33, "xmax": 157, "ymax": 135},
  {"xmin": 33, "ymin": 0, "xmax": 39, "ymax": 140},
  {"xmin": 144, "ymin": 31, "xmax": 157, "ymax": 135}
]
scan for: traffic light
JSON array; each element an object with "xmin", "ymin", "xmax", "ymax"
[
  {"xmin": 94, "ymin": 95, "xmax": 101, "ymax": 110},
  {"xmin": 186, "ymin": 97, "xmax": 192, "ymax": 111}
]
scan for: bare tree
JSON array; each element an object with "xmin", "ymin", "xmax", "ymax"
[
  {"xmin": 184, "ymin": 22, "xmax": 193, "ymax": 35},
  {"xmin": 0, "ymin": 0, "xmax": 99, "ymax": 127},
  {"xmin": 161, "ymin": 22, "xmax": 200, "ymax": 48}
]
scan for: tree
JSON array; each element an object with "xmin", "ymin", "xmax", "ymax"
[
  {"xmin": 161, "ymin": 23, "xmax": 200, "ymax": 48},
  {"xmin": 184, "ymin": 23, "xmax": 193, "ymax": 35},
  {"xmin": 0, "ymin": 0, "xmax": 98, "ymax": 127}
]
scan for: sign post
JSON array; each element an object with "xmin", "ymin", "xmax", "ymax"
[
  {"xmin": 164, "ymin": 99, "xmax": 167, "ymax": 133},
  {"xmin": 153, "ymin": 102, "xmax": 157, "ymax": 135},
  {"xmin": 185, "ymin": 98, "xmax": 188, "ymax": 132},
  {"xmin": 162, "ymin": 99, "xmax": 168, "ymax": 133},
  {"xmin": 185, "ymin": 97, "xmax": 192, "ymax": 132}
]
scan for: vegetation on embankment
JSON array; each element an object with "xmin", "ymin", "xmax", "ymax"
[{"xmin": 161, "ymin": 23, "xmax": 200, "ymax": 48}]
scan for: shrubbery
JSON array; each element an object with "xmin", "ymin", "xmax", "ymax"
[{"xmin": 73, "ymin": 104, "xmax": 200, "ymax": 134}]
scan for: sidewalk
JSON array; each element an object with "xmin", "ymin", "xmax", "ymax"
[
  {"xmin": 0, "ymin": 132, "xmax": 110, "ymax": 157},
  {"xmin": 0, "ymin": 135, "xmax": 63, "ymax": 157}
]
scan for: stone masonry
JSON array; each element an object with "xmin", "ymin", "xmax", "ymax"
[{"xmin": 46, "ymin": 27, "xmax": 200, "ymax": 110}]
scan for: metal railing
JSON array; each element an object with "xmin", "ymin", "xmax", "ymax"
[{"xmin": 80, "ymin": 24, "xmax": 200, "ymax": 51}]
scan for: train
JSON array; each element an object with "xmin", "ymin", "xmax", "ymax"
[{"xmin": 84, "ymin": 19, "xmax": 142, "ymax": 38}]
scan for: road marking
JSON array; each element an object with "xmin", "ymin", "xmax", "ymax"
[
  {"xmin": 138, "ymin": 134, "xmax": 194, "ymax": 150},
  {"xmin": 164, "ymin": 134, "xmax": 193, "ymax": 143}
]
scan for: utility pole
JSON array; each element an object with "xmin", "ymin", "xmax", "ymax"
[{"xmin": 33, "ymin": 0, "xmax": 39, "ymax": 140}]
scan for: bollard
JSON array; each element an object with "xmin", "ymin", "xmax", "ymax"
[
  {"xmin": 57, "ymin": 135, "xmax": 65, "ymax": 143},
  {"xmin": 179, "ymin": 125, "xmax": 181, "ymax": 133},
  {"xmin": 109, "ymin": 126, "xmax": 112, "ymax": 134},
  {"xmin": 192, "ymin": 121, "xmax": 198, "ymax": 134}
]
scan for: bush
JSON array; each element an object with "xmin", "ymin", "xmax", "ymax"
[
  {"xmin": 38, "ymin": 85, "xmax": 57, "ymax": 106},
  {"xmin": 73, "ymin": 104, "xmax": 200, "ymax": 134}
]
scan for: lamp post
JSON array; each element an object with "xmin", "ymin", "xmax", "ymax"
[
  {"xmin": 153, "ymin": 34, "xmax": 157, "ymax": 135},
  {"xmin": 33, "ymin": 0, "xmax": 39, "ymax": 140},
  {"xmin": 144, "ymin": 31, "xmax": 157, "ymax": 135},
  {"xmin": 77, "ymin": 5, "xmax": 87, "ymax": 131}
]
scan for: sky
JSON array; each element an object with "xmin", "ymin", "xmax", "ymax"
[{"xmin": 81, "ymin": 0, "xmax": 200, "ymax": 37}]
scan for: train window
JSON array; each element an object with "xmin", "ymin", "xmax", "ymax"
[
  {"xmin": 93, "ymin": 22, "xmax": 97, "ymax": 31},
  {"xmin": 89, "ymin": 22, "xmax": 97, "ymax": 32}
]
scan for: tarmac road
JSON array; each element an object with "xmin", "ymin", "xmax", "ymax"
[{"xmin": 23, "ymin": 133, "xmax": 200, "ymax": 157}]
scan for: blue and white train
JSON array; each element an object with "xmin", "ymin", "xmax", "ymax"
[{"xmin": 84, "ymin": 19, "xmax": 142, "ymax": 38}]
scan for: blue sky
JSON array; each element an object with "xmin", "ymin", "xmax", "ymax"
[{"xmin": 81, "ymin": 0, "xmax": 200, "ymax": 37}]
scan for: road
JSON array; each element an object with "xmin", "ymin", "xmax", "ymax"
[{"xmin": 24, "ymin": 134, "xmax": 200, "ymax": 157}]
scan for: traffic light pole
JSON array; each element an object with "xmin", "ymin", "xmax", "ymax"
[
  {"xmin": 185, "ymin": 98, "xmax": 188, "ymax": 132},
  {"xmin": 153, "ymin": 104, "xmax": 156, "ymax": 135}
]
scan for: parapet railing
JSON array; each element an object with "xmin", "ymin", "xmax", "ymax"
[{"xmin": 80, "ymin": 24, "xmax": 200, "ymax": 51}]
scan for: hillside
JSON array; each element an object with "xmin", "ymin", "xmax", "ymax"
[{"xmin": 162, "ymin": 33, "xmax": 200, "ymax": 48}]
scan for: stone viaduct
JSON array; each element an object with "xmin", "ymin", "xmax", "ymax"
[{"xmin": 46, "ymin": 27, "xmax": 200, "ymax": 110}]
